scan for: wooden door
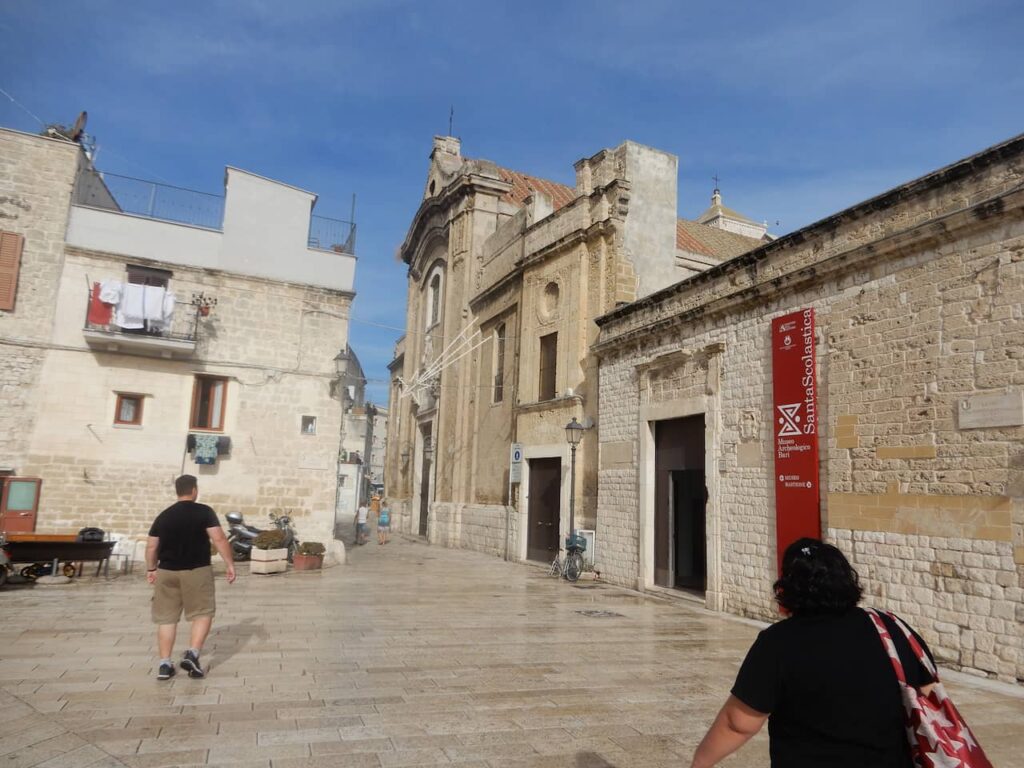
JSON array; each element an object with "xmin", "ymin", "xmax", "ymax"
[
  {"xmin": 0, "ymin": 478, "xmax": 41, "ymax": 534},
  {"xmin": 527, "ymin": 458, "xmax": 560, "ymax": 562}
]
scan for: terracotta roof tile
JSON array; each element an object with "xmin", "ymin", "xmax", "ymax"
[
  {"xmin": 676, "ymin": 219, "xmax": 713, "ymax": 256},
  {"xmin": 676, "ymin": 218, "xmax": 762, "ymax": 260},
  {"xmin": 496, "ymin": 167, "xmax": 576, "ymax": 211}
]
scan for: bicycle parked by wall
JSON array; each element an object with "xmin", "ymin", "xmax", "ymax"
[{"xmin": 548, "ymin": 533, "xmax": 587, "ymax": 582}]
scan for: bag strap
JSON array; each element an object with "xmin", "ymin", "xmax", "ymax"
[
  {"xmin": 888, "ymin": 612, "xmax": 939, "ymax": 679},
  {"xmin": 864, "ymin": 607, "xmax": 909, "ymax": 685}
]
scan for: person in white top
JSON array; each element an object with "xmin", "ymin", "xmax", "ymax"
[{"xmin": 356, "ymin": 504, "xmax": 369, "ymax": 545}]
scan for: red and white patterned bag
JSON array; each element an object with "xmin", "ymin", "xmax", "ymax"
[{"xmin": 866, "ymin": 608, "xmax": 993, "ymax": 768}]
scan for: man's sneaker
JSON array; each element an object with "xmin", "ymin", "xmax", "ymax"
[
  {"xmin": 180, "ymin": 650, "xmax": 205, "ymax": 679},
  {"xmin": 157, "ymin": 662, "xmax": 176, "ymax": 680}
]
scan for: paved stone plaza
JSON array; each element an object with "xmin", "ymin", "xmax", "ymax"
[{"xmin": 2, "ymin": 537, "xmax": 1022, "ymax": 768}]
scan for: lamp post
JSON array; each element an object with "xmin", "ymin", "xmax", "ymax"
[
  {"xmin": 333, "ymin": 349, "xmax": 348, "ymax": 378},
  {"xmin": 565, "ymin": 417, "xmax": 585, "ymax": 548}
]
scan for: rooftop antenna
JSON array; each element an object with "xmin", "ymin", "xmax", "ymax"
[{"xmin": 448, "ymin": 105, "xmax": 454, "ymax": 136}]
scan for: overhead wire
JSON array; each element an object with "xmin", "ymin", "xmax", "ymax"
[{"xmin": 0, "ymin": 86, "xmax": 45, "ymax": 127}]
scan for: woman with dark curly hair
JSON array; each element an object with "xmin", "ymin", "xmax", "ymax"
[{"xmin": 691, "ymin": 537, "xmax": 935, "ymax": 768}]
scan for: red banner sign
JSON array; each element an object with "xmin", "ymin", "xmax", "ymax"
[{"xmin": 771, "ymin": 308, "xmax": 821, "ymax": 573}]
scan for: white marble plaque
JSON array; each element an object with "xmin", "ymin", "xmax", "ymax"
[{"xmin": 958, "ymin": 390, "xmax": 1024, "ymax": 429}]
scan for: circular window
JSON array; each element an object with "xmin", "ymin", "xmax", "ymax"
[{"xmin": 541, "ymin": 281, "xmax": 560, "ymax": 319}]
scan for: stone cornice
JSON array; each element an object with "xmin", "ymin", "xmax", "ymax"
[
  {"xmin": 399, "ymin": 173, "xmax": 513, "ymax": 269},
  {"xmin": 597, "ymin": 133, "xmax": 1024, "ymax": 331},
  {"xmin": 593, "ymin": 183, "xmax": 1024, "ymax": 357}
]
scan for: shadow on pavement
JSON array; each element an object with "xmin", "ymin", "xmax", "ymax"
[
  {"xmin": 575, "ymin": 752, "xmax": 618, "ymax": 767},
  {"xmin": 207, "ymin": 616, "xmax": 270, "ymax": 668}
]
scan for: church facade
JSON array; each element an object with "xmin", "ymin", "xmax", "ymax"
[{"xmin": 384, "ymin": 137, "xmax": 763, "ymax": 565}]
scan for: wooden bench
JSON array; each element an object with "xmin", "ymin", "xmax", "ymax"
[{"xmin": 5, "ymin": 535, "xmax": 117, "ymax": 578}]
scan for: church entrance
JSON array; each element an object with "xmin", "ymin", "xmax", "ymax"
[
  {"xmin": 653, "ymin": 415, "xmax": 706, "ymax": 593},
  {"xmin": 418, "ymin": 424, "xmax": 432, "ymax": 537},
  {"xmin": 526, "ymin": 457, "xmax": 560, "ymax": 562}
]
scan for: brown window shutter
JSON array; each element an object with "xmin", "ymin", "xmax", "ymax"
[{"xmin": 0, "ymin": 231, "xmax": 25, "ymax": 311}]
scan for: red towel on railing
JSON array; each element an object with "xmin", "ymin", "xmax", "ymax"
[{"xmin": 87, "ymin": 281, "xmax": 112, "ymax": 325}]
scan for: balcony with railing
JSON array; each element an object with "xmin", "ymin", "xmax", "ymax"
[{"xmin": 82, "ymin": 283, "xmax": 201, "ymax": 359}]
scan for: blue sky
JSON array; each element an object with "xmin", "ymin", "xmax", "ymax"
[{"xmin": 2, "ymin": 1, "xmax": 1022, "ymax": 403}]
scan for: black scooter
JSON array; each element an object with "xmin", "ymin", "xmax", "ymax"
[{"xmin": 226, "ymin": 512, "xmax": 297, "ymax": 561}]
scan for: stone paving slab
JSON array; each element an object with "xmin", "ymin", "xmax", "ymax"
[{"xmin": 1, "ymin": 534, "xmax": 1022, "ymax": 766}]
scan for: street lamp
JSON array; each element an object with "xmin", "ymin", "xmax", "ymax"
[
  {"xmin": 333, "ymin": 348, "xmax": 350, "ymax": 377},
  {"xmin": 565, "ymin": 417, "xmax": 585, "ymax": 548}
]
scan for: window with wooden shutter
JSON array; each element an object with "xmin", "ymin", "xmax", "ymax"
[{"xmin": 0, "ymin": 231, "xmax": 25, "ymax": 311}]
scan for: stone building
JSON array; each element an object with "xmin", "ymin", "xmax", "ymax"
[
  {"xmin": 0, "ymin": 126, "xmax": 356, "ymax": 551},
  {"xmin": 333, "ymin": 347, "xmax": 389, "ymax": 525},
  {"xmin": 594, "ymin": 133, "xmax": 1024, "ymax": 682},
  {"xmin": 384, "ymin": 136, "xmax": 763, "ymax": 564}
]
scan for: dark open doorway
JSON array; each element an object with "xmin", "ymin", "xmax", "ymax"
[
  {"xmin": 527, "ymin": 457, "xmax": 560, "ymax": 562},
  {"xmin": 654, "ymin": 415, "xmax": 706, "ymax": 593},
  {"xmin": 418, "ymin": 424, "xmax": 432, "ymax": 537}
]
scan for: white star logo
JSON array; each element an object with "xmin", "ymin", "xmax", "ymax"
[
  {"xmin": 920, "ymin": 705, "xmax": 954, "ymax": 730},
  {"xmin": 958, "ymin": 725, "xmax": 978, "ymax": 751},
  {"xmin": 924, "ymin": 749, "xmax": 962, "ymax": 768},
  {"xmin": 916, "ymin": 722, "xmax": 939, "ymax": 750}
]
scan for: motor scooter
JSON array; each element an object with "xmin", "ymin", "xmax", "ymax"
[{"xmin": 226, "ymin": 512, "xmax": 297, "ymax": 561}]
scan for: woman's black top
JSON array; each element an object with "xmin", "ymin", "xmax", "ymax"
[{"xmin": 732, "ymin": 607, "xmax": 935, "ymax": 768}]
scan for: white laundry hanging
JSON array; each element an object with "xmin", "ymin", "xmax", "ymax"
[
  {"xmin": 161, "ymin": 291, "xmax": 176, "ymax": 328},
  {"xmin": 143, "ymin": 285, "xmax": 166, "ymax": 323},
  {"xmin": 98, "ymin": 280, "xmax": 122, "ymax": 305},
  {"xmin": 115, "ymin": 284, "xmax": 145, "ymax": 329}
]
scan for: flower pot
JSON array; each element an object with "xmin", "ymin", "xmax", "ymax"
[
  {"xmin": 292, "ymin": 553, "xmax": 323, "ymax": 571},
  {"xmin": 250, "ymin": 547, "xmax": 287, "ymax": 574}
]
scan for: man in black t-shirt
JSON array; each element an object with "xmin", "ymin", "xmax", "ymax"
[{"xmin": 146, "ymin": 474, "xmax": 235, "ymax": 680}]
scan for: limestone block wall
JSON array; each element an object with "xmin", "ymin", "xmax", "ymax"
[
  {"xmin": 595, "ymin": 137, "xmax": 1024, "ymax": 682},
  {"xmin": 0, "ymin": 131, "xmax": 80, "ymax": 468},
  {"xmin": 830, "ymin": 528, "xmax": 1021, "ymax": 679},
  {"xmin": 20, "ymin": 246, "xmax": 350, "ymax": 544},
  {"xmin": 428, "ymin": 501, "xmax": 512, "ymax": 559}
]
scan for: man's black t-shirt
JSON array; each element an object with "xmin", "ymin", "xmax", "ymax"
[
  {"xmin": 732, "ymin": 608, "xmax": 935, "ymax": 768},
  {"xmin": 148, "ymin": 501, "xmax": 220, "ymax": 570}
]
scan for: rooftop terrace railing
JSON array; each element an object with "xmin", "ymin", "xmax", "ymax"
[
  {"xmin": 75, "ymin": 171, "xmax": 226, "ymax": 230},
  {"xmin": 74, "ymin": 170, "xmax": 356, "ymax": 253},
  {"xmin": 309, "ymin": 215, "xmax": 356, "ymax": 254}
]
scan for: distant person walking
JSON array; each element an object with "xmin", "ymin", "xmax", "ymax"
[
  {"xmin": 146, "ymin": 474, "xmax": 235, "ymax": 680},
  {"xmin": 377, "ymin": 500, "xmax": 391, "ymax": 545},
  {"xmin": 356, "ymin": 502, "xmax": 369, "ymax": 545}
]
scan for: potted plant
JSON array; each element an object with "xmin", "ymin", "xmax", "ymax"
[
  {"xmin": 293, "ymin": 541, "xmax": 326, "ymax": 571},
  {"xmin": 250, "ymin": 529, "xmax": 288, "ymax": 575}
]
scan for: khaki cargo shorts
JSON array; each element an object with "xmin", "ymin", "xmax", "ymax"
[{"xmin": 151, "ymin": 566, "xmax": 215, "ymax": 624}]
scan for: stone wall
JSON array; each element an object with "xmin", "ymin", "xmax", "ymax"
[
  {"xmin": 20, "ymin": 245, "xmax": 350, "ymax": 544},
  {"xmin": 595, "ymin": 135, "xmax": 1024, "ymax": 682},
  {"xmin": 0, "ymin": 131, "xmax": 80, "ymax": 469},
  {"xmin": 429, "ymin": 501, "xmax": 510, "ymax": 559}
]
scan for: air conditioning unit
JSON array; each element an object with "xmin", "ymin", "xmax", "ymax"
[{"xmin": 578, "ymin": 529, "xmax": 596, "ymax": 568}]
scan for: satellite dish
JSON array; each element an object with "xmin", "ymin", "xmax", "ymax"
[{"xmin": 70, "ymin": 111, "xmax": 88, "ymax": 142}]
